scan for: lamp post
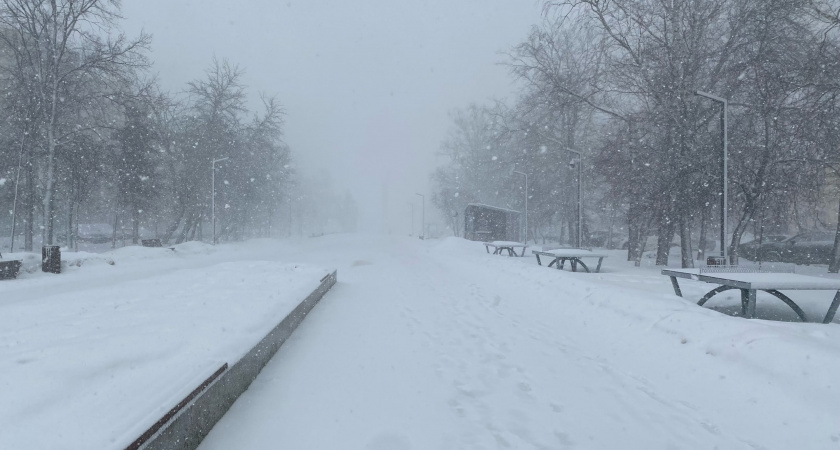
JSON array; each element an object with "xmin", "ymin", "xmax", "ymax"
[
  {"xmin": 513, "ymin": 171, "xmax": 528, "ymax": 244},
  {"xmin": 407, "ymin": 201, "xmax": 415, "ymax": 236},
  {"xmin": 211, "ymin": 157, "xmax": 229, "ymax": 245},
  {"xmin": 695, "ymin": 90, "xmax": 728, "ymax": 264},
  {"xmin": 567, "ymin": 149, "xmax": 583, "ymax": 248},
  {"xmin": 415, "ymin": 193, "xmax": 425, "ymax": 239}
]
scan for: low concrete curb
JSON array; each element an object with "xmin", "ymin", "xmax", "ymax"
[{"xmin": 134, "ymin": 270, "xmax": 337, "ymax": 450}]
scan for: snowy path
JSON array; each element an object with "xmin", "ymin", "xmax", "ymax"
[{"xmin": 200, "ymin": 236, "xmax": 840, "ymax": 450}]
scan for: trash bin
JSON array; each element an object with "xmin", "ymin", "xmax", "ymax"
[
  {"xmin": 42, "ymin": 246, "xmax": 61, "ymax": 274},
  {"xmin": 0, "ymin": 259, "xmax": 22, "ymax": 280}
]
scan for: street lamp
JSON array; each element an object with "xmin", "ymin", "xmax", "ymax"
[
  {"xmin": 415, "ymin": 193, "xmax": 425, "ymax": 239},
  {"xmin": 695, "ymin": 90, "xmax": 729, "ymax": 264},
  {"xmin": 567, "ymin": 149, "xmax": 583, "ymax": 248},
  {"xmin": 212, "ymin": 157, "xmax": 229, "ymax": 245},
  {"xmin": 513, "ymin": 171, "xmax": 528, "ymax": 244}
]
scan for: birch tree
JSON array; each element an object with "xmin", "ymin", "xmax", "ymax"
[{"xmin": 0, "ymin": 0, "xmax": 149, "ymax": 244}]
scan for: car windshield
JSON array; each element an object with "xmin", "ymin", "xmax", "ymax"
[{"xmin": 2, "ymin": 1, "xmax": 840, "ymax": 449}]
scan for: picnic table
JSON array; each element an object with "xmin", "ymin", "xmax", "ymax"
[
  {"xmin": 484, "ymin": 241, "xmax": 528, "ymax": 257},
  {"xmin": 662, "ymin": 268, "xmax": 840, "ymax": 323},
  {"xmin": 533, "ymin": 248, "xmax": 608, "ymax": 273}
]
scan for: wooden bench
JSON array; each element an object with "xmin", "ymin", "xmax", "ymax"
[{"xmin": 533, "ymin": 249, "xmax": 607, "ymax": 273}]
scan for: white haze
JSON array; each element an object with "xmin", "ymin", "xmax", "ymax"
[{"xmin": 121, "ymin": 0, "xmax": 543, "ymax": 234}]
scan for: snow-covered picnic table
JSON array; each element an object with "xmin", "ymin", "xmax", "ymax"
[
  {"xmin": 483, "ymin": 241, "xmax": 528, "ymax": 257},
  {"xmin": 533, "ymin": 248, "xmax": 608, "ymax": 273},
  {"xmin": 662, "ymin": 268, "xmax": 840, "ymax": 323}
]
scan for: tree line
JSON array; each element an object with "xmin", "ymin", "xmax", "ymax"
[
  {"xmin": 433, "ymin": 0, "xmax": 840, "ymax": 270},
  {"xmin": 0, "ymin": 0, "xmax": 298, "ymax": 250}
]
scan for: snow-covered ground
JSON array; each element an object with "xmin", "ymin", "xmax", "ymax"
[
  {"xmin": 197, "ymin": 235, "xmax": 839, "ymax": 450},
  {"xmin": 0, "ymin": 241, "xmax": 331, "ymax": 449},
  {"xmin": 2, "ymin": 234, "xmax": 839, "ymax": 449}
]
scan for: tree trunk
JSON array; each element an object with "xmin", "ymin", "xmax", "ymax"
[
  {"xmin": 679, "ymin": 216, "xmax": 694, "ymax": 269},
  {"xmin": 65, "ymin": 196, "xmax": 73, "ymax": 248},
  {"xmin": 43, "ymin": 81, "xmax": 60, "ymax": 246},
  {"xmin": 161, "ymin": 207, "xmax": 185, "ymax": 245},
  {"xmin": 696, "ymin": 206, "xmax": 708, "ymax": 261},
  {"xmin": 729, "ymin": 198, "xmax": 757, "ymax": 266},
  {"xmin": 24, "ymin": 162, "xmax": 34, "ymax": 252},
  {"xmin": 176, "ymin": 213, "xmax": 195, "ymax": 244},
  {"xmin": 655, "ymin": 209, "xmax": 675, "ymax": 266},
  {"xmin": 627, "ymin": 201, "xmax": 643, "ymax": 261},
  {"xmin": 828, "ymin": 196, "xmax": 840, "ymax": 273},
  {"xmin": 132, "ymin": 206, "xmax": 140, "ymax": 245},
  {"xmin": 112, "ymin": 212, "xmax": 119, "ymax": 249},
  {"xmin": 635, "ymin": 231, "xmax": 648, "ymax": 267}
]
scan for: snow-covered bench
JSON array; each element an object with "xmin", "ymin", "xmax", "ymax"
[
  {"xmin": 533, "ymin": 248, "xmax": 607, "ymax": 273},
  {"xmin": 662, "ymin": 268, "xmax": 840, "ymax": 323},
  {"xmin": 484, "ymin": 241, "xmax": 528, "ymax": 257}
]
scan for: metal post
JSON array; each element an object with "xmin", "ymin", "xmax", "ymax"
[
  {"xmin": 408, "ymin": 202, "xmax": 415, "ymax": 236},
  {"xmin": 415, "ymin": 193, "xmax": 425, "ymax": 239},
  {"xmin": 695, "ymin": 91, "xmax": 728, "ymax": 263},
  {"xmin": 212, "ymin": 157, "xmax": 229, "ymax": 245}
]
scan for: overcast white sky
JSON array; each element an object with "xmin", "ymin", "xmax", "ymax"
[{"xmin": 122, "ymin": 0, "xmax": 544, "ymax": 234}]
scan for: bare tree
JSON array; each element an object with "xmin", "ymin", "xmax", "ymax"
[{"xmin": 0, "ymin": 0, "xmax": 149, "ymax": 244}]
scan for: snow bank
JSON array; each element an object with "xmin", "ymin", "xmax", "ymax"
[{"xmin": 0, "ymin": 244, "xmax": 331, "ymax": 450}]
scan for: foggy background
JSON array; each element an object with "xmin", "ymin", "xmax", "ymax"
[{"xmin": 121, "ymin": 0, "xmax": 543, "ymax": 234}]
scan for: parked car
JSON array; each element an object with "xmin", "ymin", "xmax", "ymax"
[
  {"xmin": 619, "ymin": 235, "xmax": 713, "ymax": 252},
  {"xmin": 737, "ymin": 235, "xmax": 788, "ymax": 261},
  {"xmin": 586, "ymin": 231, "xmax": 627, "ymax": 249},
  {"xmin": 761, "ymin": 232, "xmax": 836, "ymax": 265}
]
